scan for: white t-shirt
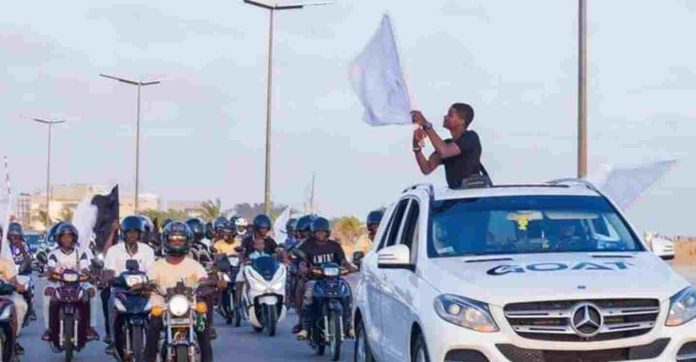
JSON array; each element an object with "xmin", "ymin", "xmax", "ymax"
[
  {"xmin": 104, "ymin": 242, "xmax": 156, "ymax": 274},
  {"xmin": 47, "ymin": 248, "xmax": 90, "ymax": 272}
]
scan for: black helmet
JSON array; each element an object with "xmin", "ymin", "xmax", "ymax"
[
  {"xmin": 229, "ymin": 216, "xmax": 239, "ymax": 235},
  {"xmin": 7, "ymin": 222, "xmax": 23, "ymax": 237},
  {"xmin": 310, "ymin": 217, "xmax": 331, "ymax": 234},
  {"xmin": 286, "ymin": 218, "xmax": 297, "ymax": 235},
  {"xmin": 56, "ymin": 223, "xmax": 79, "ymax": 246},
  {"xmin": 212, "ymin": 217, "xmax": 231, "ymax": 232},
  {"xmin": 253, "ymin": 214, "xmax": 272, "ymax": 230},
  {"xmin": 185, "ymin": 218, "xmax": 206, "ymax": 240},
  {"xmin": 296, "ymin": 215, "xmax": 316, "ymax": 233},
  {"xmin": 121, "ymin": 215, "xmax": 145, "ymax": 236},
  {"xmin": 162, "ymin": 221, "xmax": 192, "ymax": 256},
  {"xmin": 366, "ymin": 210, "xmax": 384, "ymax": 226}
]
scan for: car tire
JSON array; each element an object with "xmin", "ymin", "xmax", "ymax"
[
  {"xmin": 353, "ymin": 318, "xmax": 374, "ymax": 362},
  {"xmin": 411, "ymin": 333, "xmax": 430, "ymax": 362}
]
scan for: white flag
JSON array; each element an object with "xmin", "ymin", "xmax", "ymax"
[
  {"xmin": 273, "ymin": 207, "xmax": 291, "ymax": 242},
  {"xmin": 72, "ymin": 195, "xmax": 98, "ymax": 258},
  {"xmin": 589, "ymin": 160, "xmax": 677, "ymax": 210},
  {"xmin": 349, "ymin": 14, "xmax": 411, "ymax": 126}
]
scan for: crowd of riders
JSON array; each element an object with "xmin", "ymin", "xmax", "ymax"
[{"xmin": 0, "ymin": 207, "xmax": 384, "ymax": 361}]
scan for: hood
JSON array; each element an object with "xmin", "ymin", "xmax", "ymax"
[{"xmin": 420, "ymin": 252, "xmax": 690, "ymax": 307}]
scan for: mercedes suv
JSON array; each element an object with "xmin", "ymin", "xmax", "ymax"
[{"xmin": 353, "ymin": 180, "xmax": 696, "ymax": 362}]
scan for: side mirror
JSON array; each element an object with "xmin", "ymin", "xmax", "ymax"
[
  {"xmin": 352, "ymin": 251, "xmax": 365, "ymax": 266},
  {"xmin": 377, "ymin": 245, "xmax": 414, "ymax": 271},
  {"xmin": 125, "ymin": 259, "xmax": 139, "ymax": 272},
  {"xmin": 291, "ymin": 249, "xmax": 307, "ymax": 261},
  {"xmin": 92, "ymin": 257, "xmax": 105, "ymax": 270}
]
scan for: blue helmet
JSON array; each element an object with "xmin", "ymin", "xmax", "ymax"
[
  {"xmin": 185, "ymin": 218, "xmax": 206, "ymax": 240},
  {"xmin": 162, "ymin": 222, "xmax": 192, "ymax": 256},
  {"xmin": 253, "ymin": 214, "xmax": 272, "ymax": 230}
]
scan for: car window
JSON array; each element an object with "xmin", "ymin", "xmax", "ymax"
[
  {"xmin": 399, "ymin": 200, "xmax": 420, "ymax": 251},
  {"xmin": 383, "ymin": 199, "xmax": 410, "ymax": 249}
]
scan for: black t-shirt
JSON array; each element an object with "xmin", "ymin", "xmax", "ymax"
[
  {"xmin": 299, "ymin": 239, "xmax": 345, "ymax": 267},
  {"xmin": 442, "ymin": 130, "xmax": 482, "ymax": 189},
  {"xmin": 241, "ymin": 236, "xmax": 278, "ymax": 258}
]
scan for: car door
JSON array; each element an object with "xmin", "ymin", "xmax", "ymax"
[
  {"xmin": 359, "ymin": 201, "xmax": 401, "ymax": 361},
  {"xmin": 379, "ymin": 198, "xmax": 420, "ymax": 362}
]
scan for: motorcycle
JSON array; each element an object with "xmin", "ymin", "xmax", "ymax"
[
  {"xmin": 44, "ymin": 268, "xmax": 94, "ymax": 362},
  {"xmin": 240, "ymin": 254, "xmax": 287, "ymax": 336},
  {"xmin": 306, "ymin": 262, "xmax": 353, "ymax": 361},
  {"xmin": 0, "ymin": 281, "xmax": 17, "ymax": 362},
  {"xmin": 13, "ymin": 251, "xmax": 36, "ymax": 327},
  {"xmin": 154, "ymin": 281, "xmax": 208, "ymax": 362},
  {"xmin": 111, "ymin": 260, "xmax": 154, "ymax": 362},
  {"xmin": 212, "ymin": 254, "xmax": 240, "ymax": 326}
]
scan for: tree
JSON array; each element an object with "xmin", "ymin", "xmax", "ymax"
[
  {"xmin": 32, "ymin": 209, "xmax": 52, "ymax": 228},
  {"xmin": 200, "ymin": 198, "xmax": 222, "ymax": 222},
  {"xmin": 233, "ymin": 202, "xmax": 288, "ymax": 221},
  {"xmin": 60, "ymin": 204, "xmax": 75, "ymax": 222}
]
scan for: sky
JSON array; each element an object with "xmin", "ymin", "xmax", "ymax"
[{"xmin": 1, "ymin": 0, "xmax": 695, "ymax": 234}]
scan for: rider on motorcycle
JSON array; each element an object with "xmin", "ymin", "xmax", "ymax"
[
  {"xmin": 103, "ymin": 215, "xmax": 156, "ymax": 356},
  {"xmin": 185, "ymin": 218, "xmax": 213, "ymax": 267},
  {"xmin": 296, "ymin": 217, "xmax": 357, "ymax": 340},
  {"xmin": 366, "ymin": 210, "xmax": 384, "ymax": 242},
  {"xmin": 145, "ymin": 221, "xmax": 223, "ymax": 362},
  {"xmin": 41, "ymin": 223, "xmax": 100, "ymax": 341},
  {"xmin": 6, "ymin": 223, "xmax": 35, "ymax": 323},
  {"xmin": 0, "ymin": 226, "xmax": 29, "ymax": 355},
  {"xmin": 283, "ymin": 218, "xmax": 298, "ymax": 250},
  {"xmin": 234, "ymin": 217, "xmax": 251, "ymax": 240},
  {"xmin": 234, "ymin": 215, "xmax": 278, "ymax": 307},
  {"xmin": 290, "ymin": 214, "xmax": 316, "ymax": 333},
  {"xmin": 211, "ymin": 219, "xmax": 239, "ymax": 257}
]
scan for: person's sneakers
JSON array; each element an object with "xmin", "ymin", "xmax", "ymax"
[
  {"xmin": 297, "ymin": 330, "xmax": 309, "ymax": 340},
  {"xmin": 291, "ymin": 324, "xmax": 302, "ymax": 334},
  {"xmin": 87, "ymin": 327, "xmax": 100, "ymax": 341},
  {"xmin": 15, "ymin": 342, "xmax": 24, "ymax": 355},
  {"xmin": 41, "ymin": 330, "xmax": 52, "ymax": 341}
]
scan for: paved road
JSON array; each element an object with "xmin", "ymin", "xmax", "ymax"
[{"xmin": 20, "ymin": 276, "xmax": 355, "ymax": 362}]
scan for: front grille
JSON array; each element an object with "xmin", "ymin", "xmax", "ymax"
[
  {"xmin": 504, "ymin": 299, "xmax": 660, "ymax": 342},
  {"xmin": 496, "ymin": 338, "xmax": 669, "ymax": 362}
]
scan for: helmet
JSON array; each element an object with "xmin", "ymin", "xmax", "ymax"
[
  {"xmin": 212, "ymin": 217, "xmax": 231, "ymax": 232},
  {"xmin": 205, "ymin": 222, "xmax": 214, "ymax": 240},
  {"xmin": 310, "ymin": 217, "xmax": 331, "ymax": 234},
  {"xmin": 7, "ymin": 222, "xmax": 23, "ymax": 237},
  {"xmin": 138, "ymin": 215, "xmax": 154, "ymax": 233},
  {"xmin": 253, "ymin": 214, "xmax": 272, "ymax": 230},
  {"xmin": 162, "ymin": 219, "xmax": 173, "ymax": 229},
  {"xmin": 366, "ymin": 210, "xmax": 384, "ymax": 226},
  {"xmin": 162, "ymin": 221, "xmax": 192, "ymax": 256},
  {"xmin": 235, "ymin": 218, "xmax": 249, "ymax": 235},
  {"xmin": 286, "ymin": 218, "xmax": 297, "ymax": 235},
  {"xmin": 229, "ymin": 216, "xmax": 239, "ymax": 235},
  {"xmin": 56, "ymin": 223, "xmax": 79, "ymax": 246},
  {"xmin": 296, "ymin": 215, "xmax": 316, "ymax": 233},
  {"xmin": 185, "ymin": 218, "xmax": 206, "ymax": 240},
  {"xmin": 47, "ymin": 221, "xmax": 66, "ymax": 244},
  {"xmin": 121, "ymin": 215, "xmax": 145, "ymax": 235}
]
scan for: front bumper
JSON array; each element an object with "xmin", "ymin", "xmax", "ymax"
[{"xmin": 428, "ymin": 310, "xmax": 696, "ymax": 362}]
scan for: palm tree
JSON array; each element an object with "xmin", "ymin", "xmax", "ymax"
[
  {"xmin": 32, "ymin": 209, "xmax": 52, "ymax": 228},
  {"xmin": 200, "ymin": 198, "xmax": 222, "ymax": 221},
  {"xmin": 60, "ymin": 204, "xmax": 74, "ymax": 222}
]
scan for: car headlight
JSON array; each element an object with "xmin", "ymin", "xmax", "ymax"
[
  {"xmin": 434, "ymin": 294, "xmax": 499, "ymax": 333},
  {"xmin": 322, "ymin": 266, "xmax": 340, "ymax": 277},
  {"xmin": 168, "ymin": 295, "xmax": 190, "ymax": 317},
  {"xmin": 666, "ymin": 287, "xmax": 696, "ymax": 327},
  {"xmin": 125, "ymin": 275, "xmax": 147, "ymax": 288}
]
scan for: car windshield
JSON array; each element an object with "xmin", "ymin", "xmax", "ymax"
[
  {"xmin": 25, "ymin": 234, "xmax": 41, "ymax": 245},
  {"xmin": 428, "ymin": 195, "xmax": 644, "ymax": 257}
]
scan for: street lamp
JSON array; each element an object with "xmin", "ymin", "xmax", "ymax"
[
  {"xmin": 99, "ymin": 73, "xmax": 164, "ymax": 214},
  {"xmin": 577, "ymin": 0, "xmax": 587, "ymax": 178},
  {"xmin": 243, "ymin": 0, "xmax": 331, "ymax": 215},
  {"xmin": 21, "ymin": 115, "xmax": 66, "ymax": 227}
]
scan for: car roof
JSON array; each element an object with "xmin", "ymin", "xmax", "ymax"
[{"xmin": 402, "ymin": 181, "xmax": 603, "ymax": 201}]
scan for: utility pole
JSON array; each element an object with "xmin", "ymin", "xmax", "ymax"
[{"xmin": 578, "ymin": 0, "xmax": 588, "ymax": 178}]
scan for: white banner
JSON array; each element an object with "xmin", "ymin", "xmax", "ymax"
[
  {"xmin": 273, "ymin": 207, "xmax": 291, "ymax": 241},
  {"xmin": 349, "ymin": 14, "xmax": 411, "ymax": 126},
  {"xmin": 590, "ymin": 160, "xmax": 677, "ymax": 210}
]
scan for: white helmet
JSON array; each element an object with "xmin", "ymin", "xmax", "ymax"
[{"xmin": 235, "ymin": 218, "xmax": 249, "ymax": 235}]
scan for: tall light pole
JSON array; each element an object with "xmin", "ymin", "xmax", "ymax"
[
  {"xmin": 578, "ymin": 0, "xmax": 588, "ymax": 178},
  {"xmin": 22, "ymin": 115, "xmax": 65, "ymax": 227},
  {"xmin": 99, "ymin": 73, "xmax": 163, "ymax": 214},
  {"xmin": 243, "ymin": 0, "xmax": 331, "ymax": 215}
]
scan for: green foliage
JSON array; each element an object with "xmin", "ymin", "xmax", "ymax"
[{"xmin": 200, "ymin": 198, "xmax": 222, "ymax": 222}]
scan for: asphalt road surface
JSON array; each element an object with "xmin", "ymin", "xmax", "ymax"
[{"xmin": 20, "ymin": 277, "xmax": 355, "ymax": 362}]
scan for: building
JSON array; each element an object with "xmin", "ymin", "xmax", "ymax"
[
  {"xmin": 16, "ymin": 193, "xmax": 31, "ymax": 227},
  {"xmin": 166, "ymin": 200, "xmax": 204, "ymax": 218}
]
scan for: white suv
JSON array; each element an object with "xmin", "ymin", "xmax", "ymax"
[{"xmin": 352, "ymin": 180, "xmax": 696, "ymax": 362}]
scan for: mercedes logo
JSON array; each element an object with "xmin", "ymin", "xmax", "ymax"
[{"xmin": 571, "ymin": 303, "xmax": 603, "ymax": 338}]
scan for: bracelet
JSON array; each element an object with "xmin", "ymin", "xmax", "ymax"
[{"xmin": 422, "ymin": 122, "xmax": 433, "ymax": 130}]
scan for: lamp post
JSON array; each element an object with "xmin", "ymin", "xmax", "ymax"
[
  {"xmin": 243, "ymin": 0, "xmax": 331, "ymax": 215},
  {"xmin": 99, "ymin": 73, "xmax": 163, "ymax": 214},
  {"xmin": 578, "ymin": 0, "xmax": 588, "ymax": 178},
  {"xmin": 22, "ymin": 115, "xmax": 65, "ymax": 227}
]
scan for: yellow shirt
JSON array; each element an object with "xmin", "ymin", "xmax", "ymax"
[
  {"xmin": 0, "ymin": 259, "xmax": 16, "ymax": 280},
  {"xmin": 148, "ymin": 257, "xmax": 207, "ymax": 306},
  {"xmin": 212, "ymin": 239, "xmax": 240, "ymax": 256}
]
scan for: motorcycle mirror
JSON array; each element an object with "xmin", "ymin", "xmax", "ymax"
[
  {"xmin": 291, "ymin": 249, "xmax": 307, "ymax": 261},
  {"xmin": 126, "ymin": 259, "xmax": 139, "ymax": 272},
  {"xmin": 352, "ymin": 251, "xmax": 365, "ymax": 264},
  {"xmin": 92, "ymin": 257, "xmax": 105, "ymax": 269}
]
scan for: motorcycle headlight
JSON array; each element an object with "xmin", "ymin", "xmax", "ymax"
[
  {"xmin": 0, "ymin": 307, "xmax": 12, "ymax": 321},
  {"xmin": 666, "ymin": 287, "xmax": 696, "ymax": 327},
  {"xmin": 125, "ymin": 275, "xmax": 147, "ymax": 288},
  {"xmin": 322, "ymin": 266, "xmax": 340, "ymax": 277},
  {"xmin": 62, "ymin": 272, "xmax": 79, "ymax": 283},
  {"xmin": 434, "ymin": 294, "xmax": 499, "ymax": 333},
  {"xmin": 97, "ymin": 253, "xmax": 105, "ymax": 261},
  {"xmin": 168, "ymin": 295, "xmax": 190, "ymax": 317},
  {"xmin": 228, "ymin": 257, "xmax": 240, "ymax": 267}
]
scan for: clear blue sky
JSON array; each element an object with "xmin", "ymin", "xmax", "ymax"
[{"xmin": 1, "ymin": 0, "xmax": 694, "ymax": 234}]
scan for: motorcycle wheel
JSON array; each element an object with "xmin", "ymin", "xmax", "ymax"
[
  {"xmin": 131, "ymin": 325, "xmax": 145, "ymax": 362},
  {"xmin": 175, "ymin": 345, "xmax": 188, "ymax": 362},
  {"xmin": 329, "ymin": 311, "xmax": 342, "ymax": 361},
  {"xmin": 264, "ymin": 305, "xmax": 277, "ymax": 337},
  {"xmin": 64, "ymin": 314, "xmax": 75, "ymax": 362}
]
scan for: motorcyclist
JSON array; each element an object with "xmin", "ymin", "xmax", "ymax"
[
  {"xmin": 366, "ymin": 210, "xmax": 384, "ymax": 242},
  {"xmin": 290, "ymin": 214, "xmax": 316, "ymax": 333},
  {"xmin": 103, "ymin": 215, "xmax": 156, "ymax": 357},
  {"xmin": 41, "ymin": 223, "xmax": 99, "ymax": 341},
  {"xmin": 234, "ymin": 215, "xmax": 278, "ymax": 307},
  {"xmin": 144, "ymin": 222, "xmax": 223, "ymax": 362},
  {"xmin": 296, "ymin": 217, "xmax": 357, "ymax": 340},
  {"xmin": 283, "ymin": 218, "xmax": 298, "ymax": 250},
  {"xmin": 234, "ymin": 217, "xmax": 250, "ymax": 240},
  {"xmin": 211, "ymin": 219, "xmax": 240, "ymax": 257},
  {"xmin": 6, "ymin": 222, "xmax": 36, "ymax": 324},
  {"xmin": 186, "ymin": 218, "xmax": 213, "ymax": 267},
  {"xmin": 0, "ymin": 226, "xmax": 29, "ymax": 355}
]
